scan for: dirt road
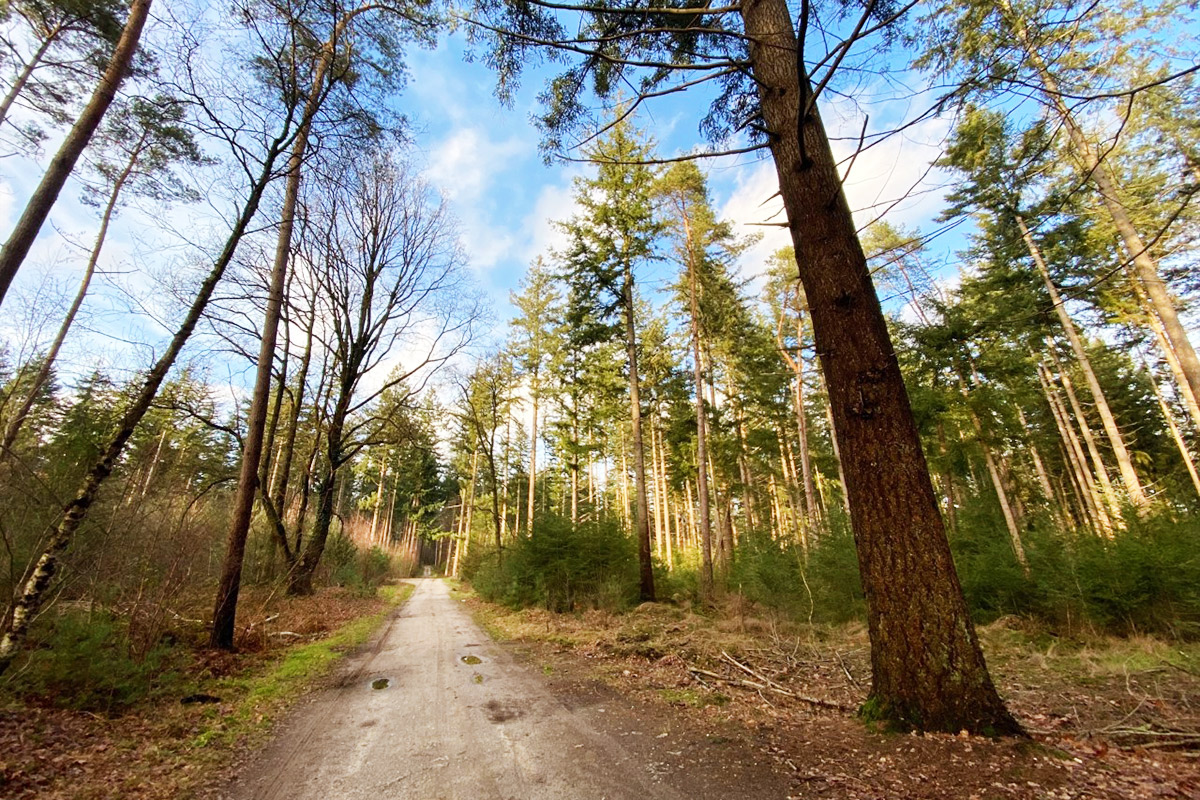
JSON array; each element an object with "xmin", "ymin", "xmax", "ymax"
[{"xmin": 221, "ymin": 579, "xmax": 785, "ymax": 799}]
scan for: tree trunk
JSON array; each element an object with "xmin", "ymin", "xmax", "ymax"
[
  {"xmin": 1147, "ymin": 365, "xmax": 1200, "ymax": 497},
  {"xmin": 272, "ymin": 299, "xmax": 316, "ymax": 513},
  {"xmin": 211, "ymin": 42, "xmax": 334, "ymax": 648},
  {"xmin": 527, "ymin": 374, "xmax": 539, "ymax": 537},
  {"xmin": 795, "ymin": 342, "xmax": 819, "ymax": 526},
  {"xmin": 740, "ymin": 0, "xmax": 1017, "ymax": 734},
  {"xmin": 1016, "ymin": 215, "xmax": 1147, "ymax": 509},
  {"xmin": 999, "ymin": 0, "xmax": 1200, "ymax": 406},
  {"xmin": 688, "ymin": 256, "xmax": 715, "ymax": 594},
  {"xmin": 0, "ymin": 0, "xmax": 152, "ymax": 309},
  {"xmin": 0, "ymin": 135, "xmax": 281, "ymax": 674},
  {"xmin": 0, "ymin": 26, "xmax": 60, "ymax": 131},
  {"xmin": 971, "ymin": 408, "xmax": 1029, "ymax": 572},
  {"xmin": 1127, "ymin": 268, "xmax": 1200, "ymax": 430},
  {"xmin": 369, "ymin": 459, "xmax": 387, "ymax": 544},
  {"xmin": 1052, "ymin": 355, "xmax": 1124, "ymax": 527},
  {"xmin": 622, "ymin": 265, "xmax": 655, "ymax": 602},
  {"xmin": 1037, "ymin": 361, "xmax": 1111, "ymax": 535},
  {"xmin": 289, "ymin": 401, "xmax": 349, "ymax": 596},
  {"xmin": 1, "ymin": 138, "xmax": 141, "ymax": 456},
  {"xmin": 1016, "ymin": 407, "xmax": 1064, "ymax": 526},
  {"xmin": 936, "ymin": 422, "xmax": 959, "ymax": 534}
]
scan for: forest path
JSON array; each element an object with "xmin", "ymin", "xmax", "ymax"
[{"xmin": 220, "ymin": 578, "xmax": 767, "ymax": 800}]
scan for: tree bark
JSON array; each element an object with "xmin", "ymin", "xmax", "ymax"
[
  {"xmin": 1126, "ymin": 267, "xmax": 1200, "ymax": 431},
  {"xmin": 969, "ymin": 406, "xmax": 1029, "ymax": 572},
  {"xmin": 687, "ymin": 255, "xmax": 715, "ymax": 594},
  {"xmin": 0, "ymin": 0, "xmax": 152, "ymax": 309},
  {"xmin": 740, "ymin": 0, "xmax": 1017, "ymax": 733},
  {"xmin": 1051, "ymin": 354, "xmax": 1124, "ymax": 527},
  {"xmin": 1037, "ymin": 361, "xmax": 1111, "ymax": 535},
  {"xmin": 1147, "ymin": 365, "xmax": 1200, "ymax": 497},
  {"xmin": 1015, "ymin": 406, "xmax": 1065, "ymax": 527},
  {"xmin": 527, "ymin": 373, "xmax": 539, "ymax": 537},
  {"xmin": 211, "ymin": 35, "xmax": 336, "ymax": 648}
]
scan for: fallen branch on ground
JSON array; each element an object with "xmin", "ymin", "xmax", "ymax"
[{"xmin": 687, "ymin": 664, "xmax": 853, "ymax": 712}]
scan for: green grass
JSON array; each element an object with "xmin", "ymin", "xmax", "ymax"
[{"xmin": 193, "ymin": 582, "xmax": 414, "ymax": 749}]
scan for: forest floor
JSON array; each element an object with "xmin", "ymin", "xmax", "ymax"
[
  {"xmin": 0, "ymin": 583, "xmax": 412, "ymax": 800},
  {"xmin": 467, "ymin": 589, "xmax": 1200, "ymax": 799}
]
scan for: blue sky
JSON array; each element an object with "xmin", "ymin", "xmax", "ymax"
[
  {"xmin": 0, "ymin": 13, "xmax": 962, "ymax": 391},
  {"xmin": 398, "ymin": 30, "xmax": 959, "ymax": 335}
]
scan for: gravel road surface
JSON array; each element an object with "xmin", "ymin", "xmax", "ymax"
[{"xmin": 221, "ymin": 579, "xmax": 699, "ymax": 800}]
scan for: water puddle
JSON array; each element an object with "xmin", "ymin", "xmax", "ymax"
[
  {"xmin": 371, "ymin": 678, "xmax": 391, "ymax": 690},
  {"xmin": 461, "ymin": 655, "xmax": 482, "ymax": 665}
]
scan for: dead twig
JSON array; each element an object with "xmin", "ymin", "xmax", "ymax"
[
  {"xmin": 834, "ymin": 650, "xmax": 859, "ymax": 688},
  {"xmin": 1115, "ymin": 736, "xmax": 1200, "ymax": 751},
  {"xmin": 688, "ymin": 661, "xmax": 853, "ymax": 713}
]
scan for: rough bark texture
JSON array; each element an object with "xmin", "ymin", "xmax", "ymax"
[
  {"xmin": 0, "ymin": 0, "xmax": 152, "ymax": 309},
  {"xmin": 741, "ymin": 0, "xmax": 1018, "ymax": 733},
  {"xmin": 211, "ymin": 38, "xmax": 333, "ymax": 647}
]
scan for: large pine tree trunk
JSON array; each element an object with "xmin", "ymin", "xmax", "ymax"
[
  {"xmin": 740, "ymin": 0, "xmax": 1017, "ymax": 733},
  {"xmin": 211, "ymin": 40, "xmax": 336, "ymax": 648},
  {"xmin": 0, "ymin": 0, "xmax": 152, "ymax": 309}
]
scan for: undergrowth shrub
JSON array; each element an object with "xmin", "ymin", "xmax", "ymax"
[
  {"xmin": 324, "ymin": 533, "xmax": 396, "ymax": 592},
  {"xmin": 7, "ymin": 610, "xmax": 187, "ymax": 712},
  {"xmin": 727, "ymin": 523, "xmax": 864, "ymax": 623},
  {"xmin": 462, "ymin": 514, "xmax": 639, "ymax": 611},
  {"xmin": 952, "ymin": 507, "xmax": 1200, "ymax": 637}
]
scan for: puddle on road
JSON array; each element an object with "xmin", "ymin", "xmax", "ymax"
[
  {"xmin": 461, "ymin": 655, "xmax": 482, "ymax": 665},
  {"xmin": 371, "ymin": 678, "xmax": 391, "ymax": 690}
]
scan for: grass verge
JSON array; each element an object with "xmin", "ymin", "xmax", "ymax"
[{"xmin": 0, "ymin": 582, "xmax": 414, "ymax": 800}]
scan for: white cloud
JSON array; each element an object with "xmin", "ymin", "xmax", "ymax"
[
  {"xmin": 716, "ymin": 160, "xmax": 791, "ymax": 290},
  {"xmin": 425, "ymin": 128, "xmax": 527, "ymax": 206},
  {"xmin": 518, "ymin": 176, "xmax": 582, "ymax": 266},
  {"xmin": 420, "ymin": 128, "xmax": 531, "ymax": 273}
]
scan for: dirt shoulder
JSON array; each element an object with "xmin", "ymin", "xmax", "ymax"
[
  {"xmin": 0, "ymin": 584, "xmax": 410, "ymax": 800},
  {"xmin": 466, "ymin": 590, "xmax": 1200, "ymax": 799}
]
